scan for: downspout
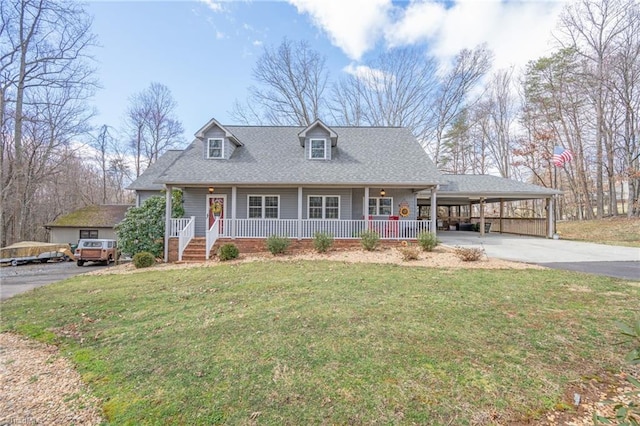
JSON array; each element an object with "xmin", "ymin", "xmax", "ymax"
[{"xmin": 164, "ymin": 185, "xmax": 172, "ymax": 263}]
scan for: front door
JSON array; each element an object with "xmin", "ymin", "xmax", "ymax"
[{"xmin": 207, "ymin": 195, "xmax": 226, "ymax": 234}]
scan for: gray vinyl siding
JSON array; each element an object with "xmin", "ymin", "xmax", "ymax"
[
  {"xmin": 138, "ymin": 190, "xmax": 163, "ymax": 206},
  {"xmin": 302, "ymin": 188, "xmax": 351, "ymax": 219},
  {"xmin": 236, "ymin": 188, "xmax": 298, "ymax": 219},
  {"xmin": 182, "ymin": 187, "xmax": 233, "ymax": 236},
  {"xmin": 180, "ymin": 186, "xmax": 416, "ymax": 237},
  {"xmin": 304, "ymin": 126, "xmax": 332, "ymax": 160},
  {"xmin": 352, "ymin": 188, "xmax": 417, "ymax": 220},
  {"xmin": 202, "ymin": 127, "xmax": 235, "ymax": 160}
]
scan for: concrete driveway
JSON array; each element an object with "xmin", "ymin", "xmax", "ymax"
[{"xmin": 437, "ymin": 231, "xmax": 640, "ymax": 280}]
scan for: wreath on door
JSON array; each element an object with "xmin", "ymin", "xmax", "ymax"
[{"xmin": 211, "ymin": 201, "xmax": 222, "ymax": 215}]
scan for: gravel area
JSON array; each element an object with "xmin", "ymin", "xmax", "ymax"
[
  {"xmin": 1, "ymin": 247, "xmax": 636, "ymax": 424},
  {"xmin": 0, "ymin": 333, "xmax": 104, "ymax": 425}
]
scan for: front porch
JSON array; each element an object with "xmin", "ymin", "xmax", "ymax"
[{"xmin": 169, "ymin": 218, "xmax": 431, "ymax": 261}]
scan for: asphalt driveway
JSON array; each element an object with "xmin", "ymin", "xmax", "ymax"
[
  {"xmin": 0, "ymin": 261, "xmax": 107, "ymax": 300},
  {"xmin": 438, "ymin": 231, "xmax": 640, "ymax": 280}
]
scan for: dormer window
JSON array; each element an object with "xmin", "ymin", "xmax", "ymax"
[
  {"xmin": 207, "ymin": 138, "xmax": 224, "ymax": 159},
  {"xmin": 310, "ymin": 139, "xmax": 327, "ymax": 159}
]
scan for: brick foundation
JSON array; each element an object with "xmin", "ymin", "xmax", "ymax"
[{"xmin": 167, "ymin": 237, "xmax": 413, "ymax": 262}]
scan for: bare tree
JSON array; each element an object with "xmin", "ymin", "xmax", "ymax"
[
  {"xmin": 91, "ymin": 125, "xmax": 115, "ymax": 204},
  {"xmin": 556, "ymin": 0, "xmax": 633, "ymax": 217},
  {"xmin": 471, "ymin": 68, "xmax": 519, "ymax": 178},
  {"xmin": 125, "ymin": 82, "xmax": 184, "ymax": 177},
  {"xmin": 330, "ymin": 47, "xmax": 439, "ymax": 139},
  {"xmin": 427, "ymin": 45, "xmax": 493, "ymax": 167},
  {"xmin": 0, "ymin": 0, "xmax": 97, "ymax": 245},
  {"xmin": 231, "ymin": 38, "xmax": 329, "ymax": 126},
  {"xmin": 607, "ymin": 2, "xmax": 640, "ymax": 216}
]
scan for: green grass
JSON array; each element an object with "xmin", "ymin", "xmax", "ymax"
[{"xmin": 1, "ymin": 261, "xmax": 638, "ymax": 425}]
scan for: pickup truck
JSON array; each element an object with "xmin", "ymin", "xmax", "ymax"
[{"xmin": 75, "ymin": 239, "xmax": 118, "ymax": 266}]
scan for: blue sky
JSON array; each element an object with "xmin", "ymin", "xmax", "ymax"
[{"xmin": 87, "ymin": 0, "xmax": 567, "ymax": 140}]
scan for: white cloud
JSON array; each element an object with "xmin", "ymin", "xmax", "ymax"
[
  {"xmin": 431, "ymin": 0, "xmax": 567, "ymax": 69},
  {"xmin": 199, "ymin": 0, "xmax": 224, "ymax": 13},
  {"xmin": 253, "ymin": 40, "xmax": 263, "ymax": 47},
  {"xmin": 385, "ymin": 1, "xmax": 446, "ymax": 46},
  {"xmin": 343, "ymin": 63, "xmax": 393, "ymax": 90},
  {"xmin": 287, "ymin": 0, "xmax": 393, "ymax": 60},
  {"xmin": 289, "ymin": 0, "xmax": 569, "ymax": 71},
  {"xmin": 215, "ymin": 30, "xmax": 225, "ymax": 40}
]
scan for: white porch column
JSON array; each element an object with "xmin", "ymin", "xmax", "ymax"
[
  {"xmin": 231, "ymin": 186, "xmax": 237, "ymax": 239},
  {"xmin": 297, "ymin": 187, "xmax": 303, "ymax": 239},
  {"xmin": 164, "ymin": 185, "xmax": 172, "ymax": 263},
  {"xmin": 499, "ymin": 199, "xmax": 504, "ymax": 234},
  {"xmin": 430, "ymin": 186, "xmax": 437, "ymax": 234},
  {"xmin": 364, "ymin": 187, "xmax": 370, "ymax": 218}
]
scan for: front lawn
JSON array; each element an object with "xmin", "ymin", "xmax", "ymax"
[
  {"xmin": 1, "ymin": 261, "xmax": 638, "ymax": 424},
  {"xmin": 556, "ymin": 217, "xmax": 640, "ymax": 247}
]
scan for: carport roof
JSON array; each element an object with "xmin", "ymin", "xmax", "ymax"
[{"xmin": 418, "ymin": 174, "xmax": 561, "ymax": 205}]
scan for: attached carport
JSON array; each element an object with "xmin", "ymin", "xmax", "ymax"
[{"xmin": 417, "ymin": 175, "xmax": 562, "ymax": 238}]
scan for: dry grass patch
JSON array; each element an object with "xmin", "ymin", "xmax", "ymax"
[{"xmin": 556, "ymin": 217, "xmax": 640, "ymax": 247}]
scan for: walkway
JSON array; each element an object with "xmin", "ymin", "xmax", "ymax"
[{"xmin": 437, "ymin": 231, "xmax": 640, "ymax": 280}]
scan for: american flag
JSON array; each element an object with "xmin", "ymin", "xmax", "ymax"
[{"xmin": 553, "ymin": 146, "xmax": 573, "ymax": 167}]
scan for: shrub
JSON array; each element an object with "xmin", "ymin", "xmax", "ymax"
[
  {"xmin": 360, "ymin": 230, "xmax": 380, "ymax": 251},
  {"xmin": 398, "ymin": 246, "xmax": 420, "ymax": 261},
  {"xmin": 313, "ymin": 232, "xmax": 334, "ymax": 253},
  {"xmin": 115, "ymin": 190, "xmax": 184, "ymax": 258},
  {"xmin": 417, "ymin": 231, "xmax": 438, "ymax": 252},
  {"xmin": 454, "ymin": 246, "xmax": 484, "ymax": 262},
  {"xmin": 266, "ymin": 235, "xmax": 290, "ymax": 255},
  {"xmin": 217, "ymin": 243, "xmax": 239, "ymax": 261},
  {"xmin": 132, "ymin": 251, "xmax": 156, "ymax": 268}
]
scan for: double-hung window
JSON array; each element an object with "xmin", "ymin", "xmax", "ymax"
[
  {"xmin": 308, "ymin": 196, "xmax": 340, "ymax": 219},
  {"xmin": 207, "ymin": 138, "xmax": 223, "ymax": 159},
  {"xmin": 248, "ymin": 195, "xmax": 279, "ymax": 219},
  {"xmin": 309, "ymin": 139, "xmax": 327, "ymax": 159},
  {"xmin": 368, "ymin": 197, "xmax": 392, "ymax": 216}
]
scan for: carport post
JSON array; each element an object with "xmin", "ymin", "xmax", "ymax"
[
  {"xmin": 546, "ymin": 197, "xmax": 554, "ymax": 239},
  {"xmin": 164, "ymin": 185, "xmax": 172, "ymax": 263},
  {"xmin": 430, "ymin": 186, "xmax": 438, "ymax": 234},
  {"xmin": 479, "ymin": 197, "xmax": 486, "ymax": 236}
]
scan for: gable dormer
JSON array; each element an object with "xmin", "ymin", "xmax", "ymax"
[
  {"xmin": 195, "ymin": 118, "xmax": 243, "ymax": 160},
  {"xmin": 298, "ymin": 119, "xmax": 338, "ymax": 161}
]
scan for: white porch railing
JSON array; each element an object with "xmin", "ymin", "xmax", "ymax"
[
  {"xmin": 177, "ymin": 216, "xmax": 195, "ymax": 261},
  {"xmin": 170, "ymin": 217, "xmax": 192, "ymax": 237},
  {"xmin": 196, "ymin": 219, "xmax": 432, "ymax": 239},
  {"xmin": 205, "ymin": 218, "xmax": 220, "ymax": 260}
]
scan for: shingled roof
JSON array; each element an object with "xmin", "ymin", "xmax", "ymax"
[
  {"xmin": 46, "ymin": 205, "xmax": 132, "ymax": 228},
  {"xmin": 127, "ymin": 150, "xmax": 182, "ymax": 190},
  {"xmin": 418, "ymin": 174, "xmax": 561, "ymax": 205},
  {"xmin": 154, "ymin": 125, "xmax": 442, "ymax": 187}
]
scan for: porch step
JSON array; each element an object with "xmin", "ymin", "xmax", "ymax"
[{"xmin": 181, "ymin": 238, "xmax": 209, "ymax": 261}]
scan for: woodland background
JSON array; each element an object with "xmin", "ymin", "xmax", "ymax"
[{"xmin": 1, "ymin": 0, "xmax": 638, "ymax": 246}]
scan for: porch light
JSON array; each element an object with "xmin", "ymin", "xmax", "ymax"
[
  {"xmin": 380, "ymin": 189, "xmax": 386, "ymax": 197},
  {"xmin": 208, "ymin": 187, "xmax": 214, "ymax": 194}
]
